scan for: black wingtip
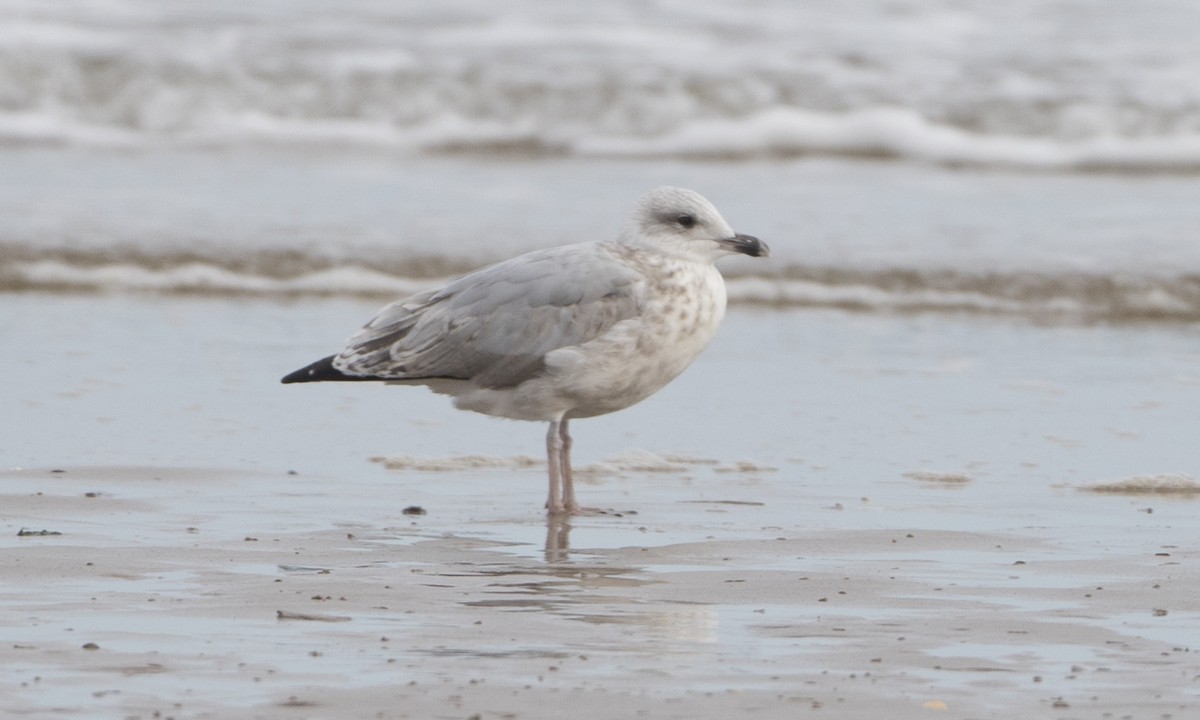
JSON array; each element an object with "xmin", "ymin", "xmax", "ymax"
[{"xmin": 281, "ymin": 355, "xmax": 357, "ymax": 384}]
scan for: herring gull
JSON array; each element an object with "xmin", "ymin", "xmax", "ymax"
[{"xmin": 282, "ymin": 186, "xmax": 769, "ymax": 514}]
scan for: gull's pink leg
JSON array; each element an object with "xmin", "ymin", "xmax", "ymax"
[
  {"xmin": 545, "ymin": 420, "xmax": 565, "ymax": 514},
  {"xmin": 559, "ymin": 419, "xmax": 578, "ymax": 513}
]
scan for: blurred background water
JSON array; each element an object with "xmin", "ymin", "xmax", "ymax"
[{"xmin": 1, "ymin": 0, "xmax": 1199, "ymax": 322}]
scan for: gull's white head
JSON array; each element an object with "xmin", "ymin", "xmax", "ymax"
[{"xmin": 619, "ymin": 186, "xmax": 769, "ymax": 262}]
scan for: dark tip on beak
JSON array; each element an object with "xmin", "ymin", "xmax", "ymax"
[{"xmin": 721, "ymin": 233, "xmax": 769, "ymax": 258}]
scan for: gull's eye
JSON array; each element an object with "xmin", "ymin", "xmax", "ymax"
[{"xmin": 676, "ymin": 213, "xmax": 696, "ymax": 229}]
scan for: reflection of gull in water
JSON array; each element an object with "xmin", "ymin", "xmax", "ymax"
[{"xmin": 282, "ymin": 186, "xmax": 768, "ymax": 514}]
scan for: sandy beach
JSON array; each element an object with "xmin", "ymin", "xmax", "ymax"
[
  {"xmin": 3, "ymin": 461, "xmax": 1196, "ymax": 720},
  {"xmin": 5, "ymin": 1, "xmax": 1200, "ymax": 716},
  {"xmin": 3, "ymin": 296, "xmax": 1198, "ymax": 719}
]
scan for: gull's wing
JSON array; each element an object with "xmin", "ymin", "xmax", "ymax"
[{"xmin": 334, "ymin": 242, "xmax": 643, "ymax": 388}]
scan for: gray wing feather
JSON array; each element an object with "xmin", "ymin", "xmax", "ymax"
[{"xmin": 334, "ymin": 243, "xmax": 642, "ymax": 388}]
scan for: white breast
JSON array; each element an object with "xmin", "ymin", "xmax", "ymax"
[{"xmin": 449, "ymin": 255, "xmax": 727, "ymax": 422}]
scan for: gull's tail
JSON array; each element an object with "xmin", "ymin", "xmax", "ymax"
[{"xmin": 281, "ymin": 355, "xmax": 372, "ymax": 384}]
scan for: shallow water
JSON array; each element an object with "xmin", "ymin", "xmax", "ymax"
[{"xmin": 6, "ymin": 293, "xmax": 1200, "ymax": 485}]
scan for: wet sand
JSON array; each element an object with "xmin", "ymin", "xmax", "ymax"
[
  {"xmin": 2, "ymin": 462, "xmax": 1196, "ymax": 720},
  {"xmin": 3, "ymin": 294, "xmax": 1199, "ymax": 718}
]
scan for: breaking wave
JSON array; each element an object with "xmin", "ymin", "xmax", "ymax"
[
  {"xmin": 3, "ymin": 0, "xmax": 1200, "ymax": 172},
  {"xmin": 4, "ymin": 247, "xmax": 1199, "ymax": 323}
]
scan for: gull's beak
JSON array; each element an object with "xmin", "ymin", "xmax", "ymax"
[{"xmin": 719, "ymin": 233, "xmax": 769, "ymax": 258}]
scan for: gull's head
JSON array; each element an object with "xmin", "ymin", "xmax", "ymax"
[{"xmin": 619, "ymin": 186, "xmax": 769, "ymax": 262}]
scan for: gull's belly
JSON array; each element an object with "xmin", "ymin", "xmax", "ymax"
[{"xmin": 552, "ymin": 263, "xmax": 727, "ymax": 418}]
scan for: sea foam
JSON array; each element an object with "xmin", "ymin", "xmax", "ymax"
[
  {"xmin": 2, "ymin": 0, "xmax": 1198, "ymax": 172},
  {"xmin": 7, "ymin": 253, "xmax": 1200, "ymax": 323}
]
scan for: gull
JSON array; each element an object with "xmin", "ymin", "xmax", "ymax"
[{"xmin": 282, "ymin": 186, "xmax": 768, "ymax": 514}]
